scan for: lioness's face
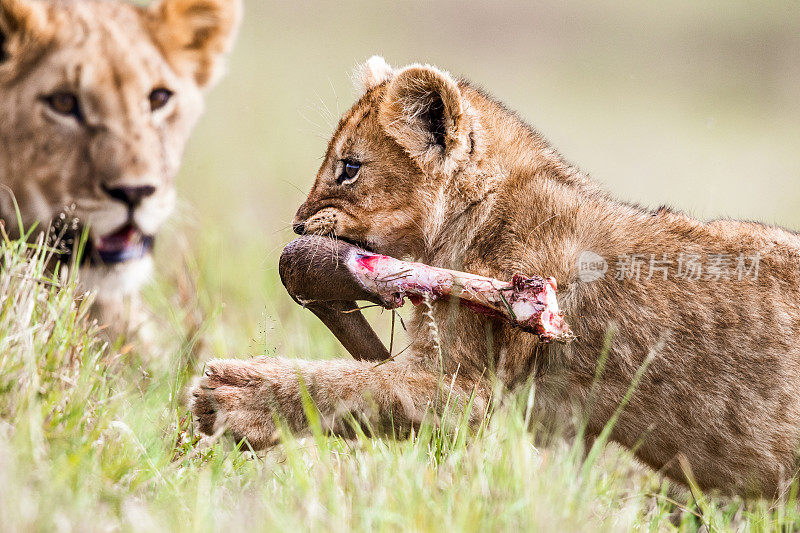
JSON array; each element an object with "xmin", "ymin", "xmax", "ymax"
[
  {"xmin": 0, "ymin": 0, "xmax": 239, "ymax": 292},
  {"xmin": 294, "ymin": 57, "xmax": 478, "ymax": 260}
]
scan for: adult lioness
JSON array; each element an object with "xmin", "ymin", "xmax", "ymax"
[
  {"xmin": 192, "ymin": 57, "xmax": 800, "ymax": 496},
  {"xmin": 0, "ymin": 0, "xmax": 240, "ymax": 331}
]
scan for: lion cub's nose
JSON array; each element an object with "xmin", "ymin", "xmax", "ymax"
[
  {"xmin": 103, "ymin": 184, "xmax": 156, "ymax": 208},
  {"xmin": 292, "ymin": 220, "xmax": 306, "ymax": 235}
]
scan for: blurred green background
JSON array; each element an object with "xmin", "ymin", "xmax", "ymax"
[{"xmin": 158, "ymin": 0, "xmax": 800, "ymax": 357}]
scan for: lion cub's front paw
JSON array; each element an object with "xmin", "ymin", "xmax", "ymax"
[{"xmin": 189, "ymin": 358, "xmax": 281, "ymax": 449}]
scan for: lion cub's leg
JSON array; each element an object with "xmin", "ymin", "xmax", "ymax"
[{"xmin": 190, "ymin": 356, "xmax": 487, "ymax": 448}]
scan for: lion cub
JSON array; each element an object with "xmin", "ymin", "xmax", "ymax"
[
  {"xmin": 192, "ymin": 57, "xmax": 800, "ymax": 496},
  {"xmin": 0, "ymin": 0, "xmax": 240, "ymax": 333}
]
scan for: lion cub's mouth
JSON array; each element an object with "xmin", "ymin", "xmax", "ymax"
[
  {"xmin": 330, "ymin": 235, "xmax": 375, "ymax": 254},
  {"xmin": 92, "ymin": 224, "xmax": 154, "ymax": 264}
]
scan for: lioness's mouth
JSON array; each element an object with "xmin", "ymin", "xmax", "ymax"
[
  {"xmin": 92, "ymin": 223, "xmax": 154, "ymax": 264},
  {"xmin": 48, "ymin": 215, "xmax": 154, "ymax": 266}
]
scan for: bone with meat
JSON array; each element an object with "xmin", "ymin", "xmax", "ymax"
[{"xmin": 279, "ymin": 235, "xmax": 572, "ymax": 361}]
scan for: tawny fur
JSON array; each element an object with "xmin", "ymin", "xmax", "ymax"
[
  {"xmin": 192, "ymin": 57, "xmax": 800, "ymax": 496},
  {"xmin": 0, "ymin": 0, "xmax": 240, "ymax": 336}
]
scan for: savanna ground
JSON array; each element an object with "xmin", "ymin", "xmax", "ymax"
[{"xmin": 2, "ymin": 1, "xmax": 800, "ymax": 530}]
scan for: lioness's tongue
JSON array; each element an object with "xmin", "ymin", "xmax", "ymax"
[{"xmin": 97, "ymin": 225, "xmax": 140, "ymax": 253}]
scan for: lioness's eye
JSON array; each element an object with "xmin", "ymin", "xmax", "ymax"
[
  {"xmin": 338, "ymin": 160, "xmax": 361, "ymax": 184},
  {"xmin": 44, "ymin": 92, "xmax": 81, "ymax": 119},
  {"xmin": 149, "ymin": 87, "xmax": 173, "ymax": 111}
]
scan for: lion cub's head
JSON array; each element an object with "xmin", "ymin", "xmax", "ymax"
[
  {"xmin": 0, "ymin": 0, "xmax": 240, "ymax": 296},
  {"xmin": 294, "ymin": 57, "xmax": 489, "ymax": 260}
]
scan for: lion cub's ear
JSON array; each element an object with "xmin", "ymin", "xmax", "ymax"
[
  {"xmin": 146, "ymin": 0, "xmax": 242, "ymax": 88},
  {"xmin": 379, "ymin": 64, "xmax": 473, "ymax": 176},
  {"xmin": 352, "ymin": 55, "xmax": 393, "ymax": 95},
  {"xmin": 0, "ymin": 0, "xmax": 47, "ymax": 66}
]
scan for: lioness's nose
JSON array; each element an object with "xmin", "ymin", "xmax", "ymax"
[{"xmin": 103, "ymin": 184, "xmax": 156, "ymax": 208}]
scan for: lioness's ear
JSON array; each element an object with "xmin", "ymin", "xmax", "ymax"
[
  {"xmin": 352, "ymin": 55, "xmax": 393, "ymax": 95},
  {"xmin": 146, "ymin": 0, "xmax": 242, "ymax": 88},
  {"xmin": 379, "ymin": 64, "xmax": 472, "ymax": 176},
  {"xmin": 0, "ymin": 0, "xmax": 47, "ymax": 65}
]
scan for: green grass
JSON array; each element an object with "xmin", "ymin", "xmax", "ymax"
[{"xmin": 3, "ymin": 234, "xmax": 800, "ymax": 531}]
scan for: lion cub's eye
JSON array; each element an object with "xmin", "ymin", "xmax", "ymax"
[
  {"xmin": 148, "ymin": 88, "xmax": 173, "ymax": 111},
  {"xmin": 338, "ymin": 160, "xmax": 361, "ymax": 184},
  {"xmin": 44, "ymin": 92, "xmax": 81, "ymax": 119}
]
